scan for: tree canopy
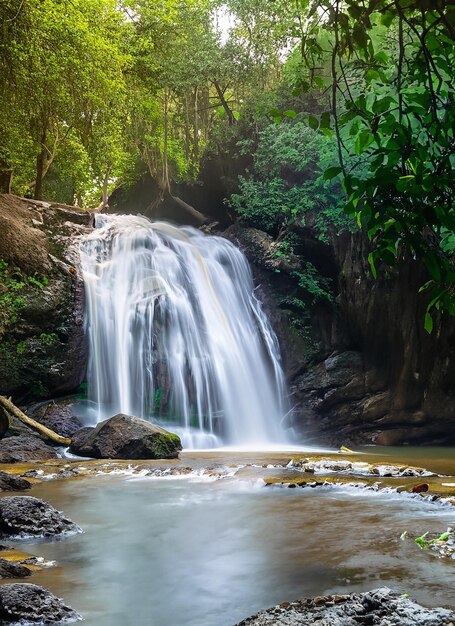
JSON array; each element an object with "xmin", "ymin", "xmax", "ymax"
[{"xmin": 0, "ymin": 0, "xmax": 453, "ymax": 323}]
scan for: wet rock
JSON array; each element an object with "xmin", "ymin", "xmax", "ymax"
[
  {"xmin": 0, "ymin": 558, "xmax": 31, "ymax": 579},
  {"xmin": 0, "ymin": 435, "xmax": 58, "ymax": 463},
  {"xmin": 235, "ymin": 587, "xmax": 455, "ymax": 625},
  {"xmin": 0, "ymin": 471, "xmax": 31, "ymax": 491},
  {"xmin": 0, "ymin": 496, "xmax": 80, "ymax": 538},
  {"xmin": 30, "ymin": 398, "xmax": 83, "ymax": 438},
  {"xmin": 69, "ymin": 414, "xmax": 182, "ymax": 460},
  {"xmin": 412, "ymin": 483, "xmax": 429, "ymax": 493},
  {"xmin": 0, "ymin": 583, "xmax": 81, "ymax": 623}
]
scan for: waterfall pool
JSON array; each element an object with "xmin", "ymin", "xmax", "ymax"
[{"xmin": 3, "ymin": 449, "xmax": 454, "ymax": 626}]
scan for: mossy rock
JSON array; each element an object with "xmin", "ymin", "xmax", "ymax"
[{"xmin": 69, "ymin": 414, "xmax": 182, "ymax": 460}]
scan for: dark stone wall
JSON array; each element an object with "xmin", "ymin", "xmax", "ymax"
[{"xmin": 225, "ymin": 224, "xmax": 455, "ymax": 447}]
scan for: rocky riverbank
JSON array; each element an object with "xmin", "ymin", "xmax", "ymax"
[{"xmin": 235, "ymin": 587, "xmax": 455, "ymax": 626}]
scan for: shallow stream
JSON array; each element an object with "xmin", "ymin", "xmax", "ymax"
[{"xmin": 5, "ymin": 448, "xmax": 455, "ymax": 626}]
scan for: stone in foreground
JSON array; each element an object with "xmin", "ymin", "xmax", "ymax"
[
  {"xmin": 0, "ymin": 496, "xmax": 80, "ymax": 538},
  {"xmin": 69, "ymin": 414, "xmax": 182, "ymax": 459},
  {"xmin": 235, "ymin": 587, "xmax": 455, "ymax": 626},
  {"xmin": 0, "ymin": 583, "xmax": 81, "ymax": 623}
]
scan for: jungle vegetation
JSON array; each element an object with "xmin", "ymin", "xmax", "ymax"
[{"xmin": 0, "ymin": 0, "xmax": 453, "ymax": 322}]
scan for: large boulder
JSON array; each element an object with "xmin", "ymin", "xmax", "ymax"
[
  {"xmin": 0, "ymin": 496, "xmax": 80, "ymax": 538},
  {"xmin": 69, "ymin": 414, "xmax": 182, "ymax": 459},
  {"xmin": 236, "ymin": 587, "xmax": 455, "ymax": 626},
  {"xmin": 0, "ymin": 583, "xmax": 81, "ymax": 623},
  {"xmin": 0, "ymin": 435, "xmax": 58, "ymax": 463}
]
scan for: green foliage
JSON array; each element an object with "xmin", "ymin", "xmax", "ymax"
[
  {"xmin": 229, "ymin": 120, "xmax": 353, "ymax": 238},
  {"xmin": 0, "ymin": 260, "xmax": 50, "ymax": 330},
  {"xmin": 0, "ymin": 0, "xmax": 129, "ymax": 202},
  {"xmin": 38, "ymin": 333, "xmax": 59, "ymax": 346},
  {"xmin": 28, "ymin": 274, "xmax": 48, "ymax": 289},
  {"xmin": 299, "ymin": 0, "xmax": 455, "ymax": 326},
  {"xmin": 0, "ymin": 260, "xmax": 26, "ymax": 327},
  {"xmin": 414, "ymin": 530, "xmax": 451, "ymax": 549}
]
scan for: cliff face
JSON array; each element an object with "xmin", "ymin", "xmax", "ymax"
[
  {"xmin": 226, "ymin": 225, "xmax": 455, "ymax": 447},
  {"xmin": 0, "ymin": 194, "xmax": 91, "ymax": 401}
]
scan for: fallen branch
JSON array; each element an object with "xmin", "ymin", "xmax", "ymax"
[{"xmin": 0, "ymin": 396, "xmax": 71, "ymax": 446}]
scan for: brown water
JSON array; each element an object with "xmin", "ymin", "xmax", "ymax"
[{"xmin": 4, "ymin": 447, "xmax": 454, "ymax": 626}]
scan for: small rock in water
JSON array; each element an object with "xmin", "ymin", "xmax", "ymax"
[
  {"xmin": 69, "ymin": 414, "xmax": 182, "ymax": 460},
  {"xmin": 0, "ymin": 558, "xmax": 31, "ymax": 579},
  {"xmin": 0, "ymin": 583, "xmax": 81, "ymax": 623},
  {"xmin": 412, "ymin": 482, "xmax": 429, "ymax": 493},
  {"xmin": 235, "ymin": 587, "xmax": 455, "ymax": 625},
  {"xmin": 0, "ymin": 471, "xmax": 31, "ymax": 492},
  {"xmin": 0, "ymin": 496, "xmax": 81, "ymax": 538}
]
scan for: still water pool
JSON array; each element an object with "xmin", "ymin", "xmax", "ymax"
[{"xmin": 11, "ymin": 451, "xmax": 455, "ymax": 626}]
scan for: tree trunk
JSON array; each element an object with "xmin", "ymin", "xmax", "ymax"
[
  {"xmin": 170, "ymin": 193, "xmax": 207, "ymax": 225},
  {"xmin": 161, "ymin": 89, "xmax": 171, "ymax": 194},
  {"xmin": 34, "ymin": 126, "xmax": 47, "ymax": 200},
  {"xmin": 0, "ymin": 396, "xmax": 71, "ymax": 446},
  {"xmin": 184, "ymin": 93, "xmax": 191, "ymax": 166},
  {"xmin": 213, "ymin": 80, "xmax": 236, "ymax": 126},
  {"xmin": 0, "ymin": 159, "xmax": 12, "ymax": 194},
  {"xmin": 94, "ymin": 165, "xmax": 112, "ymax": 212},
  {"xmin": 193, "ymin": 85, "xmax": 199, "ymax": 162}
]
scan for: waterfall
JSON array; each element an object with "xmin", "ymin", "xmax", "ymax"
[{"xmin": 79, "ymin": 214, "xmax": 289, "ymax": 448}]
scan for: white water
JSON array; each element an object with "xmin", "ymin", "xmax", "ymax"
[{"xmin": 79, "ymin": 214, "xmax": 289, "ymax": 448}]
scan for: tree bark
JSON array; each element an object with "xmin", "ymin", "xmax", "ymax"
[
  {"xmin": 94, "ymin": 165, "xmax": 112, "ymax": 212},
  {"xmin": 170, "ymin": 193, "xmax": 207, "ymax": 225},
  {"xmin": 213, "ymin": 80, "xmax": 236, "ymax": 126},
  {"xmin": 0, "ymin": 159, "xmax": 12, "ymax": 194},
  {"xmin": 0, "ymin": 396, "xmax": 71, "ymax": 446},
  {"xmin": 161, "ymin": 89, "xmax": 171, "ymax": 194},
  {"xmin": 34, "ymin": 126, "xmax": 47, "ymax": 200},
  {"xmin": 193, "ymin": 85, "xmax": 199, "ymax": 162}
]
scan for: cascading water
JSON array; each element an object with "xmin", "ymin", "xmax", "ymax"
[{"xmin": 79, "ymin": 214, "xmax": 289, "ymax": 448}]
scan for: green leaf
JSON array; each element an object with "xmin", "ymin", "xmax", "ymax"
[
  {"xmin": 323, "ymin": 166, "xmax": 342, "ymax": 180},
  {"xmin": 284, "ymin": 109, "xmax": 297, "ymax": 119},
  {"xmin": 368, "ymin": 252, "xmax": 377, "ymax": 279},
  {"xmin": 380, "ymin": 10, "xmax": 395, "ymax": 27},
  {"xmin": 424, "ymin": 312, "xmax": 433, "ymax": 334},
  {"xmin": 308, "ymin": 115, "xmax": 319, "ymax": 130},
  {"xmin": 415, "ymin": 531, "xmax": 430, "ymax": 548},
  {"xmin": 320, "ymin": 111, "xmax": 331, "ymax": 129},
  {"xmin": 423, "ymin": 254, "xmax": 442, "ymax": 282},
  {"xmin": 353, "ymin": 23, "xmax": 368, "ymax": 50}
]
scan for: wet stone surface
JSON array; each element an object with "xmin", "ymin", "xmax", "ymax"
[
  {"xmin": 0, "ymin": 496, "xmax": 80, "ymax": 539},
  {"xmin": 0, "ymin": 557, "xmax": 31, "ymax": 579},
  {"xmin": 0, "ymin": 471, "xmax": 31, "ymax": 492},
  {"xmin": 235, "ymin": 587, "xmax": 455, "ymax": 626},
  {"xmin": 0, "ymin": 583, "xmax": 81, "ymax": 624},
  {"xmin": 0, "ymin": 435, "xmax": 58, "ymax": 463}
]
